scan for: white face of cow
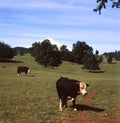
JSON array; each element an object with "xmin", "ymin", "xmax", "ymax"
[
  {"xmin": 28, "ymin": 69, "xmax": 31, "ymax": 74},
  {"xmin": 79, "ymin": 82, "xmax": 89, "ymax": 95}
]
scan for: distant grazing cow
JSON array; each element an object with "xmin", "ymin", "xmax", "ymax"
[
  {"xmin": 56, "ymin": 77, "xmax": 89, "ymax": 111},
  {"xmin": 17, "ymin": 66, "xmax": 31, "ymax": 76}
]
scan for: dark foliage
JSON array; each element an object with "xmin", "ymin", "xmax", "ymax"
[
  {"xmin": 72, "ymin": 41, "xmax": 93, "ymax": 64},
  {"xmin": 60, "ymin": 45, "xmax": 74, "ymax": 62},
  {"xmin": 112, "ymin": 0, "xmax": 120, "ymax": 8},
  {"xmin": 49, "ymin": 51, "xmax": 62, "ymax": 67},
  {"xmin": 82, "ymin": 54, "xmax": 100, "ymax": 71},
  {"xmin": 13, "ymin": 47, "xmax": 31, "ymax": 56},
  {"xmin": 115, "ymin": 51, "xmax": 120, "ymax": 60},
  {"xmin": 103, "ymin": 51, "xmax": 120, "ymax": 61},
  {"xmin": 72, "ymin": 41, "xmax": 100, "ymax": 71},
  {"xmin": 31, "ymin": 40, "xmax": 102, "ymax": 70},
  {"xmin": 107, "ymin": 55, "xmax": 113, "ymax": 63},
  {"xmin": 0, "ymin": 42, "xmax": 14, "ymax": 59},
  {"xmin": 98, "ymin": 55, "xmax": 103, "ymax": 63},
  {"xmin": 31, "ymin": 39, "xmax": 61, "ymax": 68}
]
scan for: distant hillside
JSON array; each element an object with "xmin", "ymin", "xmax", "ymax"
[{"xmin": 13, "ymin": 47, "xmax": 30, "ymax": 55}]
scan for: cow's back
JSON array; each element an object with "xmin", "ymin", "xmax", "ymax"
[
  {"xmin": 17, "ymin": 66, "xmax": 29, "ymax": 73},
  {"xmin": 56, "ymin": 77, "xmax": 79, "ymax": 98}
]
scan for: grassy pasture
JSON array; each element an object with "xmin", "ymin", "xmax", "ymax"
[{"xmin": 0, "ymin": 54, "xmax": 120, "ymax": 123}]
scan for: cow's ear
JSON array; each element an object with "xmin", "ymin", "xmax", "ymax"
[{"xmin": 86, "ymin": 83, "xmax": 90, "ymax": 87}]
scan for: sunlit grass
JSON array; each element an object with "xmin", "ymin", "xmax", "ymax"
[{"xmin": 0, "ymin": 54, "xmax": 120, "ymax": 122}]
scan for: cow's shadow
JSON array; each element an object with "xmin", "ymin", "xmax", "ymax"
[{"xmin": 71, "ymin": 104, "xmax": 105, "ymax": 112}]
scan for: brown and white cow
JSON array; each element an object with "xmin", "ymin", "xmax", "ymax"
[
  {"xmin": 56, "ymin": 77, "xmax": 89, "ymax": 111},
  {"xmin": 17, "ymin": 66, "xmax": 31, "ymax": 76}
]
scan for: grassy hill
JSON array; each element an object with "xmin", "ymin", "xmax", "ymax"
[{"xmin": 0, "ymin": 54, "xmax": 120, "ymax": 123}]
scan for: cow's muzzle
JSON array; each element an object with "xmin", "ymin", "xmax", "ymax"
[{"xmin": 79, "ymin": 92, "xmax": 88, "ymax": 96}]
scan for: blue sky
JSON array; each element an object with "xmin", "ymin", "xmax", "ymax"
[{"xmin": 0, "ymin": 0, "xmax": 120, "ymax": 54}]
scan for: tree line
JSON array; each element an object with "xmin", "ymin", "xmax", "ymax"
[
  {"xmin": 0, "ymin": 41, "xmax": 120, "ymax": 71},
  {"xmin": 31, "ymin": 39, "xmax": 120, "ymax": 71},
  {"xmin": 103, "ymin": 51, "xmax": 120, "ymax": 63},
  {"xmin": 0, "ymin": 42, "xmax": 14, "ymax": 60},
  {"xmin": 31, "ymin": 39, "xmax": 102, "ymax": 71}
]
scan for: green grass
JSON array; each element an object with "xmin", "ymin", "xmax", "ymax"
[
  {"xmin": 90, "ymin": 62, "xmax": 120, "ymax": 117},
  {"xmin": 0, "ymin": 54, "xmax": 120, "ymax": 123}
]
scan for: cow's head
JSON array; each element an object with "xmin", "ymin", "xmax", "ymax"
[
  {"xmin": 78, "ymin": 82, "xmax": 89, "ymax": 95},
  {"xmin": 28, "ymin": 69, "xmax": 31, "ymax": 74}
]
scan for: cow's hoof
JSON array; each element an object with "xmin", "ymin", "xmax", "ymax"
[
  {"xmin": 17, "ymin": 74, "xmax": 20, "ymax": 77},
  {"xmin": 74, "ymin": 108, "xmax": 77, "ymax": 111},
  {"xmin": 60, "ymin": 108, "xmax": 63, "ymax": 112}
]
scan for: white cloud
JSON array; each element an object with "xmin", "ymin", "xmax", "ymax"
[{"xmin": 39, "ymin": 37, "xmax": 61, "ymax": 49}]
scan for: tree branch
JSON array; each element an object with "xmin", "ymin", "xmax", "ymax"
[{"xmin": 93, "ymin": 0, "xmax": 120, "ymax": 14}]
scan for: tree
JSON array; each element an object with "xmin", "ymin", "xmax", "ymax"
[
  {"xmin": 93, "ymin": 0, "xmax": 120, "ymax": 14},
  {"xmin": 31, "ymin": 39, "xmax": 61, "ymax": 68},
  {"xmin": 115, "ymin": 50, "xmax": 120, "ymax": 60},
  {"xmin": 103, "ymin": 51, "xmax": 120, "ymax": 61},
  {"xmin": 31, "ymin": 42, "xmax": 41, "ymax": 58},
  {"xmin": 107, "ymin": 55, "xmax": 113, "ymax": 63},
  {"xmin": 49, "ymin": 50, "xmax": 62, "ymax": 68},
  {"xmin": 72, "ymin": 41, "xmax": 100, "ymax": 71},
  {"xmin": 64, "ymin": 51, "xmax": 74, "ymax": 62},
  {"xmin": 82, "ymin": 54, "xmax": 100, "ymax": 72},
  {"xmin": 0, "ymin": 42, "xmax": 14, "ymax": 59},
  {"xmin": 95, "ymin": 50, "xmax": 103, "ymax": 63},
  {"xmin": 98, "ymin": 55, "xmax": 103, "ymax": 63},
  {"xmin": 95, "ymin": 50, "xmax": 99, "ymax": 56},
  {"xmin": 72, "ymin": 41, "xmax": 93, "ymax": 64},
  {"xmin": 60, "ymin": 45, "xmax": 68, "ymax": 60},
  {"xmin": 60, "ymin": 45, "xmax": 74, "ymax": 62}
]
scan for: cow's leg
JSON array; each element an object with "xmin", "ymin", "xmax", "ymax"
[
  {"xmin": 72, "ymin": 98, "xmax": 77, "ymax": 111},
  {"xmin": 17, "ymin": 72, "xmax": 21, "ymax": 76},
  {"xmin": 63, "ymin": 97, "xmax": 67, "ymax": 108},
  {"xmin": 25, "ymin": 72, "xmax": 27, "ymax": 75},
  {"xmin": 17, "ymin": 73, "xmax": 20, "ymax": 76},
  {"xmin": 59, "ymin": 98, "xmax": 63, "ymax": 111},
  {"xmin": 59, "ymin": 97, "xmax": 67, "ymax": 111}
]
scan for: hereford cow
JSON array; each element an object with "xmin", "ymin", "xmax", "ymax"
[
  {"xmin": 17, "ymin": 66, "xmax": 31, "ymax": 76},
  {"xmin": 56, "ymin": 77, "xmax": 89, "ymax": 111}
]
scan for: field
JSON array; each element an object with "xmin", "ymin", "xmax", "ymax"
[{"xmin": 0, "ymin": 54, "xmax": 120, "ymax": 123}]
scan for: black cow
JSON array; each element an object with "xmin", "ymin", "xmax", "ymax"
[
  {"xmin": 56, "ymin": 77, "xmax": 89, "ymax": 111},
  {"xmin": 17, "ymin": 66, "xmax": 31, "ymax": 76}
]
